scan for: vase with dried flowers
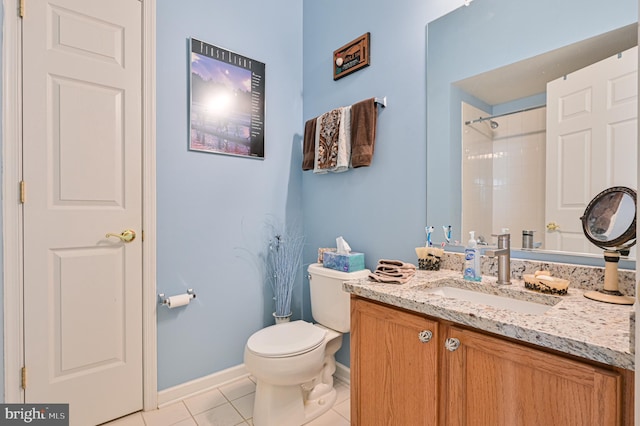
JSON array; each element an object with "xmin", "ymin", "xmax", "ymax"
[{"xmin": 267, "ymin": 230, "xmax": 305, "ymax": 323}]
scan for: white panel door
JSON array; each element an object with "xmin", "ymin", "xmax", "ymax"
[
  {"xmin": 546, "ymin": 46, "xmax": 637, "ymax": 254},
  {"xmin": 22, "ymin": 1, "xmax": 143, "ymax": 425}
]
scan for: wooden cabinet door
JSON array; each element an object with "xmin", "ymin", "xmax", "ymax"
[
  {"xmin": 351, "ymin": 298, "xmax": 439, "ymax": 426},
  {"xmin": 442, "ymin": 326, "xmax": 621, "ymax": 426}
]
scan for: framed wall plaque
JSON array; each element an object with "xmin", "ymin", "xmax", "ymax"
[
  {"xmin": 189, "ymin": 38, "xmax": 265, "ymax": 159},
  {"xmin": 333, "ymin": 33, "xmax": 370, "ymax": 81}
]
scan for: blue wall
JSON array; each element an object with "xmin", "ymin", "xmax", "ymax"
[
  {"xmin": 301, "ymin": 0, "xmax": 462, "ymax": 367},
  {"xmin": 156, "ymin": 0, "xmax": 303, "ymax": 390}
]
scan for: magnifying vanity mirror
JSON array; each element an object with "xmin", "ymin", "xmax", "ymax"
[
  {"xmin": 581, "ymin": 187, "xmax": 636, "ymax": 305},
  {"xmin": 426, "ymin": 0, "xmax": 638, "ymax": 267}
]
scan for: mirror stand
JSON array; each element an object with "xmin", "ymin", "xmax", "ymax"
[{"xmin": 584, "ymin": 250, "xmax": 635, "ymax": 305}]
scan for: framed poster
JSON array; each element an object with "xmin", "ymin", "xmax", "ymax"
[{"xmin": 189, "ymin": 38, "xmax": 265, "ymax": 159}]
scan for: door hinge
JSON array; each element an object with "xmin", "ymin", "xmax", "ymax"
[
  {"xmin": 19, "ymin": 0, "xmax": 25, "ymax": 18},
  {"xmin": 21, "ymin": 367, "xmax": 27, "ymax": 389},
  {"xmin": 20, "ymin": 181, "xmax": 26, "ymax": 204}
]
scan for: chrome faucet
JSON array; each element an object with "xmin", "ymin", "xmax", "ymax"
[{"xmin": 485, "ymin": 233, "xmax": 511, "ymax": 285}]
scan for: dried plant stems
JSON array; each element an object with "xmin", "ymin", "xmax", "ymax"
[{"xmin": 268, "ymin": 233, "xmax": 305, "ymax": 317}]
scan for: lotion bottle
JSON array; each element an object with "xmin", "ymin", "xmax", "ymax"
[{"xmin": 463, "ymin": 231, "xmax": 482, "ymax": 282}]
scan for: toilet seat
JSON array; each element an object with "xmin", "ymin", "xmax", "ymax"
[{"xmin": 247, "ymin": 320, "xmax": 327, "ymax": 358}]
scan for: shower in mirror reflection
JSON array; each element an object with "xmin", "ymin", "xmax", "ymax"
[
  {"xmin": 461, "ymin": 102, "xmax": 546, "ymax": 248},
  {"xmin": 465, "ymin": 116, "xmax": 499, "ymax": 129}
]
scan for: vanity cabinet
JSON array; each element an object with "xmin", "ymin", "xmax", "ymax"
[
  {"xmin": 350, "ymin": 297, "xmax": 633, "ymax": 426},
  {"xmin": 350, "ymin": 297, "xmax": 439, "ymax": 425},
  {"xmin": 442, "ymin": 325, "xmax": 622, "ymax": 425}
]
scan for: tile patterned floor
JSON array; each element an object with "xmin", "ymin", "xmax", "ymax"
[{"xmin": 103, "ymin": 376, "xmax": 350, "ymax": 426}]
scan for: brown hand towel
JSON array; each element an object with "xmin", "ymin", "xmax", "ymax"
[
  {"xmin": 302, "ymin": 117, "xmax": 317, "ymax": 171},
  {"xmin": 378, "ymin": 259, "xmax": 416, "ymax": 270},
  {"xmin": 369, "ymin": 257, "xmax": 416, "ymax": 284},
  {"xmin": 375, "ymin": 266, "xmax": 416, "ymax": 276},
  {"xmin": 350, "ymin": 98, "xmax": 377, "ymax": 168},
  {"xmin": 373, "ymin": 269, "xmax": 404, "ymax": 278},
  {"xmin": 368, "ymin": 273, "xmax": 413, "ymax": 284},
  {"xmin": 374, "ymin": 270, "xmax": 415, "ymax": 279}
]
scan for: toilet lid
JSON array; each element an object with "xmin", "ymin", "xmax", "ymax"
[{"xmin": 247, "ymin": 320, "xmax": 327, "ymax": 357}]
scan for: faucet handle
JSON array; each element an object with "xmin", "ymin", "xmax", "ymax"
[
  {"xmin": 491, "ymin": 232, "xmax": 511, "ymax": 249},
  {"xmin": 491, "ymin": 227, "xmax": 510, "ymax": 237},
  {"xmin": 491, "ymin": 232, "xmax": 511, "ymax": 238}
]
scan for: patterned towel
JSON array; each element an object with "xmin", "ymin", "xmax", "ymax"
[{"xmin": 314, "ymin": 106, "xmax": 351, "ymax": 174}]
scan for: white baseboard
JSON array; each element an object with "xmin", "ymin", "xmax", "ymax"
[
  {"xmin": 334, "ymin": 362, "xmax": 350, "ymax": 386},
  {"xmin": 156, "ymin": 362, "xmax": 350, "ymax": 409},
  {"xmin": 156, "ymin": 364, "xmax": 250, "ymax": 408}
]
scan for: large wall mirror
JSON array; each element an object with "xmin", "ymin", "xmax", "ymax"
[{"xmin": 426, "ymin": 0, "xmax": 638, "ymax": 267}]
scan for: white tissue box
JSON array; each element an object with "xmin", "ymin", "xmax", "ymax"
[{"xmin": 323, "ymin": 251, "xmax": 365, "ymax": 272}]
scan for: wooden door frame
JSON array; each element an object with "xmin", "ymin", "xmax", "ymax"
[{"xmin": 1, "ymin": 0, "xmax": 158, "ymax": 411}]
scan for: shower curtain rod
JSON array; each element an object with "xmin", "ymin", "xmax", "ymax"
[{"xmin": 464, "ymin": 104, "xmax": 546, "ymax": 126}]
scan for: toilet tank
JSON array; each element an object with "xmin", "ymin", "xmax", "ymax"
[{"xmin": 307, "ymin": 263, "xmax": 370, "ymax": 333}]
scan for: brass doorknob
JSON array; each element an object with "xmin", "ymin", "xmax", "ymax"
[
  {"xmin": 546, "ymin": 222, "xmax": 560, "ymax": 231},
  {"xmin": 105, "ymin": 229, "xmax": 136, "ymax": 243}
]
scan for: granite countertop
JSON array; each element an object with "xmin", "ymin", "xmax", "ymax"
[{"xmin": 344, "ymin": 268, "xmax": 635, "ymax": 370}]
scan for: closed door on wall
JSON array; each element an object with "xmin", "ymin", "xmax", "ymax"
[
  {"xmin": 546, "ymin": 46, "xmax": 638, "ymax": 255},
  {"xmin": 21, "ymin": 0, "xmax": 144, "ymax": 424}
]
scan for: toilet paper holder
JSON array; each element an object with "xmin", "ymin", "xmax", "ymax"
[{"xmin": 158, "ymin": 289, "xmax": 196, "ymax": 307}]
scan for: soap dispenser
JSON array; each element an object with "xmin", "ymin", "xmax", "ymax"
[{"xmin": 463, "ymin": 231, "xmax": 482, "ymax": 282}]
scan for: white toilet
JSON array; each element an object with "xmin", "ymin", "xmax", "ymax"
[{"xmin": 244, "ymin": 263, "xmax": 370, "ymax": 426}]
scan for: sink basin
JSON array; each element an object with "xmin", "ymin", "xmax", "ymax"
[{"xmin": 422, "ymin": 286, "xmax": 554, "ymax": 315}]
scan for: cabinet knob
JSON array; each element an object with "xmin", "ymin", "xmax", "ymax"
[
  {"xmin": 418, "ymin": 330, "xmax": 433, "ymax": 343},
  {"xmin": 445, "ymin": 337, "xmax": 460, "ymax": 352}
]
